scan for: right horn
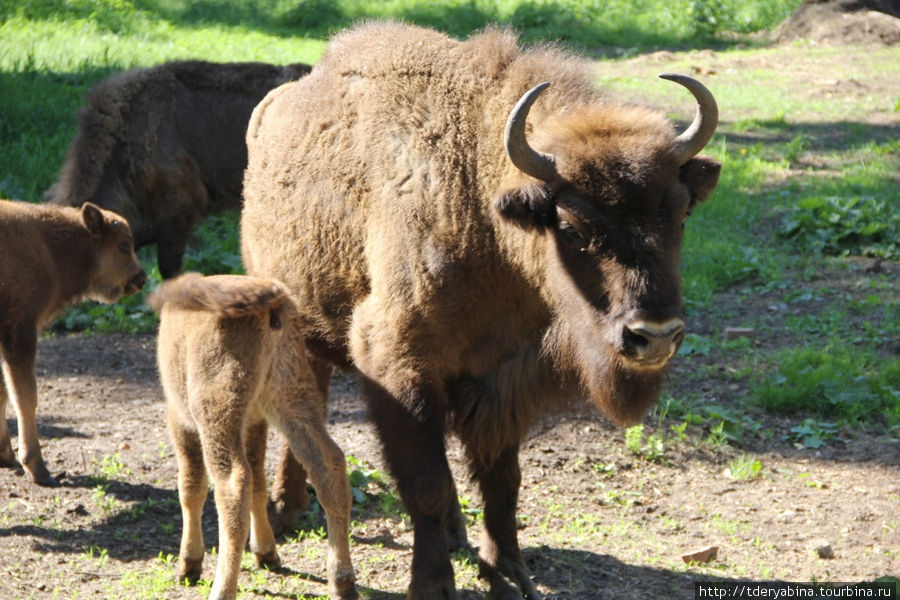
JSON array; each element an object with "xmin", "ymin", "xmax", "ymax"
[
  {"xmin": 659, "ymin": 73, "xmax": 718, "ymax": 165},
  {"xmin": 504, "ymin": 82, "xmax": 558, "ymax": 182}
]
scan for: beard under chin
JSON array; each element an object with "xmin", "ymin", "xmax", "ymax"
[{"xmin": 585, "ymin": 358, "xmax": 665, "ymax": 427}]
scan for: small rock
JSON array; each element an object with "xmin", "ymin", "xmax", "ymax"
[
  {"xmin": 682, "ymin": 545, "xmax": 719, "ymax": 564},
  {"xmin": 66, "ymin": 503, "xmax": 89, "ymax": 516},
  {"xmin": 815, "ymin": 543, "xmax": 834, "ymax": 559}
]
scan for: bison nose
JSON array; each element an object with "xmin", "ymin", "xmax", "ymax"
[
  {"xmin": 621, "ymin": 318, "xmax": 685, "ymax": 367},
  {"xmin": 127, "ymin": 270, "xmax": 148, "ymax": 293}
]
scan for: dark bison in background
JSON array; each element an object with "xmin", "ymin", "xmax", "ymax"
[
  {"xmin": 45, "ymin": 60, "xmax": 311, "ymax": 279},
  {"xmin": 242, "ymin": 21, "xmax": 720, "ymax": 600}
]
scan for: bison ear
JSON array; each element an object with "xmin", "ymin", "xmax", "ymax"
[
  {"xmin": 680, "ymin": 155, "xmax": 721, "ymax": 206},
  {"xmin": 81, "ymin": 202, "xmax": 106, "ymax": 236},
  {"xmin": 493, "ymin": 183, "xmax": 557, "ymax": 230}
]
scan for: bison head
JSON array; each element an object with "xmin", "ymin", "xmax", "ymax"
[
  {"xmin": 493, "ymin": 75, "xmax": 720, "ymax": 426},
  {"xmin": 81, "ymin": 203, "xmax": 147, "ymax": 303}
]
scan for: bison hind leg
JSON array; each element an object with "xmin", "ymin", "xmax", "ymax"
[
  {"xmin": 270, "ymin": 414, "xmax": 357, "ymax": 600},
  {"xmin": 244, "ymin": 421, "xmax": 280, "ymax": 569}
]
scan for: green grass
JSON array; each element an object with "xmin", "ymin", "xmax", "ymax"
[
  {"xmin": 755, "ymin": 345, "xmax": 900, "ymax": 426},
  {"xmin": 1, "ymin": 0, "xmax": 803, "ymax": 50}
]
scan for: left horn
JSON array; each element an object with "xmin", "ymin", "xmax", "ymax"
[
  {"xmin": 504, "ymin": 82, "xmax": 558, "ymax": 182},
  {"xmin": 659, "ymin": 73, "xmax": 718, "ymax": 165}
]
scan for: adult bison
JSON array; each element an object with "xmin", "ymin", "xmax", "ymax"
[
  {"xmin": 45, "ymin": 60, "xmax": 310, "ymax": 279},
  {"xmin": 242, "ymin": 22, "xmax": 720, "ymax": 600}
]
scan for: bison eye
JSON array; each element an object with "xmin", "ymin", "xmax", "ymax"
[{"xmin": 559, "ymin": 220, "xmax": 589, "ymax": 249}]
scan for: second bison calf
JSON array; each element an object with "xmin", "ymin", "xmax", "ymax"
[{"xmin": 149, "ymin": 273, "xmax": 357, "ymax": 600}]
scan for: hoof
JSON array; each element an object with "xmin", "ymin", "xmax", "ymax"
[
  {"xmin": 332, "ymin": 571, "xmax": 359, "ymax": 600},
  {"xmin": 0, "ymin": 446, "xmax": 18, "ymax": 469},
  {"xmin": 177, "ymin": 557, "xmax": 203, "ymax": 584},
  {"xmin": 480, "ymin": 558, "xmax": 543, "ymax": 600},
  {"xmin": 29, "ymin": 464, "xmax": 59, "ymax": 487},
  {"xmin": 266, "ymin": 498, "xmax": 299, "ymax": 535},
  {"xmin": 408, "ymin": 575, "xmax": 459, "ymax": 600},
  {"xmin": 254, "ymin": 549, "xmax": 281, "ymax": 569}
]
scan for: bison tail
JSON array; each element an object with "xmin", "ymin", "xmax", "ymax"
[{"xmin": 148, "ymin": 272, "xmax": 290, "ymax": 319}]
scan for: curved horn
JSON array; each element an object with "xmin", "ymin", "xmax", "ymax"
[
  {"xmin": 504, "ymin": 82, "xmax": 558, "ymax": 182},
  {"xmin": 659, "ymin": 73, "xmax": 718, "ymax": 164}
]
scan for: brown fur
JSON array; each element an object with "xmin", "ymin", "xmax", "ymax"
[
  {"xmin": 242, "ymin": 22, "xmax": 721, "ymax": 599},
  {"xmin": 149, "ymin": 273, "xmax": 357, "ymax": 600},
  {"xmin": 0, "ymin": 199, "xmax": 146, "ymax": 485},
  {"xmin": 45, "ymin": 60, "xmax": 311, "ymax": 278}
]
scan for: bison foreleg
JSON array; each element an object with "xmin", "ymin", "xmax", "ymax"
[
  {"xmin": 473, "ymin": 445, "xmax": 543, "ymax": 600},
  {"xmin": 1, "ymin": 333, "xmax": 57, "ymax": 486},
  {"xmin": 156, "ymin": 220, "xmax": 190, "ymax": 279},
  {"xmin": 362, "ymin": 376, "xmax": 460, "ymax": 600},
  {"xmin": 267, "ymin": 441, "xmax": 309, "ymax": 534}
]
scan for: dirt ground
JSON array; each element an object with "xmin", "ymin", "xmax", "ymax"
[
  {"xmin": 2, "ymin": 18, "xmax": 899, "ymax": 600},
  {"xmin": 1, "ymin": 277, "xmax": 897, "ymax": 599},
  {"xmin": 771, "ymin": 0, "xmax": 900, "ymax": 46}
]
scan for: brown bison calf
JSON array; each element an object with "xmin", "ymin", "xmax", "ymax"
[
  {"xmin": 149, "ymin": 273, "xmax": 357, "ymax": 600},
  {"xmin": 0, "ymin": 199, "xmax": 146, "ymax": 486}
]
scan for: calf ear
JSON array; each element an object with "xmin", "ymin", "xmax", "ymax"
[
  {"xmin": 81, "ymin": 202, "xmax": 106, "ymax": 236},
  {"xmin": 493, "ymin": 183, "xmax": 557, "ymax": 230},
  {"xmin": 680, "ymin": 155, "xmax": 721, "ymax": 206}
]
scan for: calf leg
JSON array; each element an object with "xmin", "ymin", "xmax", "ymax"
[
  {"xmin": 471, "ymin": 445, "xmax": 542, "ymax": 600},
  {"xmin": 0, "ymin": 375, "xmax": 17, "ymax": 468},
  {"xmin": 270, "ymin": 409, "xmax": 357, "ymax": 599},
  {"xmin": 268, "ymin": 440, "xmax": 309, "ymax": 534},
  {"xmin": 168, "ymin": 408, "xmax": 208, "ymax": 583},
  {"xmin": 200, "ymin": 426, "xmax": 253, "ymax": 600},
  {"xmin": 0, "ymin": 330, "xmax": 56, "ymax": 486},
  {"xmin": 268, "ymin": 358, "xmax": 331, "ymax": 532},
  {"xmin": 363, "ymin": 377, "xmax": 459, "ymax": 600},
  {"xmin": 244, "ymin": 421, "xmax": 279, "ymax": 568}
]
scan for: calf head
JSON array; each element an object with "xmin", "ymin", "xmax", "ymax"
[
  {"xmin": 493, "ymin": 75, "xmax": 721, "ymax": 426},
  {"xmin": 81, "ymin": 202, "xmax": 147, "ymax": 302}
]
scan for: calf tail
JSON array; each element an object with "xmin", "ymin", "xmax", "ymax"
[{"xmin": 148, "ymin": 272, "xmax": 289, "ymax": 319}]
